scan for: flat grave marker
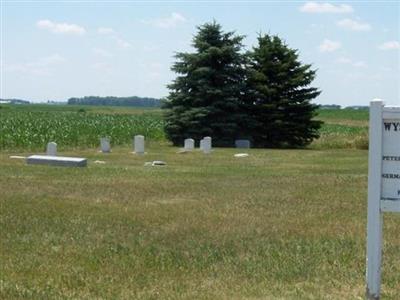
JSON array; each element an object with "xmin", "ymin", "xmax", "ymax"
[{"xmin": 27, "ymin": 155, "xmax": 87, "ymax": 167}]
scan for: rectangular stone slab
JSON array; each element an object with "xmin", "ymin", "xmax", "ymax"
[{"xmin": 27, "ymin": 155, "xmax": 87, "ymax": 167}]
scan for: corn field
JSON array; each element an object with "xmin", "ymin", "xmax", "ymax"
[{"xmin": 0, "ymin": 111, "xmax": 165, "ymax": 150}]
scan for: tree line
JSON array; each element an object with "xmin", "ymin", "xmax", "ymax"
[
  {"xmin": 163, "ymin": 22, "xmax": 322, "ymax": 148},
  {"xmin": 68, "ymin": 96, "xmax": 162, "ymax": 107}
]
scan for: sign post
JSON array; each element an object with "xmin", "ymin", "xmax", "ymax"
[{"xmin": 366, "ymin": 99, "xmax": 400, "ymax": 300}]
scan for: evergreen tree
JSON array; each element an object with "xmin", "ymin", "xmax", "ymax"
[
  {"xmin": 163, "ymin": 22, "xmax": 249, "ymax": 146},
  {"xmin": 247, "ymin": 34, "xmax": 322, "ymax": 148}
]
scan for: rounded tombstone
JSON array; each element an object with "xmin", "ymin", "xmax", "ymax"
[
  {"xmin": 184, "ymin": 138, "xmax": 195, "ymax": 151},
  {"xmin": 100, "ymin": 137, "xmax": 111, "ymax": 153},
  {"xmin": 46, "ymin": 142, "xmax": 57, "ymax": 156},
  {"xmin": 134, "ymin": 135, "xmax": 145, "ymax": 154},
  {"xmin": 202, "ymin": 136, "xmax": 212, "ymax": 154}
]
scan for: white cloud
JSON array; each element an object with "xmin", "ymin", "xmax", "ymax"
[
  {"xmin": 300, "ymin": 2, "xmax": 353, "ymax": 14},
  {"xmin": 93, "ymin": 48, "xmax": 113, "ymax": 57},
  {"xmin": 143, "ymin": 44, "xmax": 160, "ymax": 52},
  {"xmin": 5, "ymin": 54, "xmax": 66, "ymax": 76},
  {"xmin": 114, "ymin": 37, "xmax": 131, "ymax": 48},
  {"xmin": 379, "ymin": 41, "xmax": 400, "ymax": 50},
  {"xmin": 337, "ymin": 19, "xmax": 371, "ymax": 31},
  {"xmin": 92, "ymin": 62, "xmax": 112, "ymax": 70},
  {"xmin": 336, "ymin": 57, "xmax": 367, "ymax": 68},
  {"xmin": 37, "ymin": 19, "xmax": 86, "ymax": 35},
  {"xmin": 142, "ymin": 12, "xmax": 187, "ymax": 29},
  {"xmin": 96, "ymin": 27, "xmax": 130, "ymax": 49},
  {"xmin": 35, "ymin": 54, "xmax": 66, "ymax": 65},
  {"xmin": 352, "ymin": 61, "xmax": 367, "ymax": 68},
  {"xmin": 97, "ymin": 27, "xmax": 115, "ymax": 35},
  {"xmin": 336, "ymin": 57, "xmax": 352, "ymax": 64},
  {"xmin": 319, "ymin": 39, "xmax": 341, "ymax": 52}
]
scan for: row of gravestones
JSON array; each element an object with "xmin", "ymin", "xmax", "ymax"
[
  {"xmin": 45, "ymin": 135, "xmax": 146, "ymax": 156},
  {"xmin": 45, "ymin": 136, "xmax": 250, "ymax": 156}
]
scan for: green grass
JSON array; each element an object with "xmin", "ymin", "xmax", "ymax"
[
  {"xmin": 0, "ymin": 145, "xmax": 399, "ymax": 299},
  {"xmin": 311, "ymin": 109, "xmax": 368, "ymax": 150}
]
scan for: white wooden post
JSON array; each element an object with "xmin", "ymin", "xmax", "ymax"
[{"xmin": 366, "ymin": 100, "xmax": 383, "ymax": 300}]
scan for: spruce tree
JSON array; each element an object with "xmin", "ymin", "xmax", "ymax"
[
  {"xmin": 247, "ymin": 34, "xmax": 322, "ymax": 148},
  {"xmin": 163, "ymin": 22, "xmax": 249, "ymax": 146}
]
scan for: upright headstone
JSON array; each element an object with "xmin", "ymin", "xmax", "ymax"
[
  {"xmin": 199, "ymin": 139, "xmax": 205, "ymax": 150},
  {"xmin": 184, "ymin": 138, "xmax": 195, "ymax": 151},
  {"xmin": 134, "ymin": 135, "xmax": 145, "ymax": 154},
  {"xmin": 46, "ymin": 142, "xmax": 57, "ymax": 156},
  {"xmin": 203, "ymin": 136, "xmax": 212, "ymax": 154},
  {"xmin": 100, "ymin": 137, "xmax": 111, "ymax": 153},
  {"xmin": 235, "ymin": 139, "xmax": 251, "ymax": 149}
]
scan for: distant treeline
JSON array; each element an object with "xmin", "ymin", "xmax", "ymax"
[
  {"xmin": 67, "ymin": 96, "xmax": 162, "ymax": 107},
  {"xmin": 0, "ymin": 98, "xmax": 30, "ymax": 104}
]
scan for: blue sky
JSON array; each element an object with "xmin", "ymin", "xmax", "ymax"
[{"xmin": 1, "ymin": 1, "xmax": 399, "ymax": 106}]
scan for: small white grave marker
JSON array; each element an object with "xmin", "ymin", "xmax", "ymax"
[
  {"xmin": 46, "ymin": 142, "xmax": 57, "ymax": 156},
  {"xmin": 366, "ymin": 100, "xmax": 400, "ymax": 300},
  {"xmin": 184, "ymin": 138, "xmax": 195, "ymax": 151},
  {"xmin": 199, "ymin": 139, "xmax": 205, "ymax": 150},
  {"xmin": 134, "ymin": 135, "xmax": 145, "ymax": 154},
  {"xmin": 100, "ymin": 137, "xmax": 111, "ymax": 153},
  {"xmin": 202, "ymin": 136, "xmax": 212, "ymax": 154},
  {"xmin": 234, "ymin": 153, "xmax": 249, "ymax": 158}
]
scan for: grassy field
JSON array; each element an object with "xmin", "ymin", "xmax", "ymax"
[
  {"xmin": 1, "ymin": 105, "xmax": 398, "ymax": 299},
  {"xmin": 312, "ymin": 109, "xmax": 368, "ymax": 150}
]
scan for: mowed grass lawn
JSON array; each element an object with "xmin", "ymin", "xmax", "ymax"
[{"xmin": 0, "ymin": 145, "xmax": 399, "ymax": 299}]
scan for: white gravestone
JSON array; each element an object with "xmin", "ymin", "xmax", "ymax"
[
  {"xmin": 184, "ymin": 138, "xmax": 195, "ymax": 151},
  {"xmin": 202, "ymin": 136, "xmax": 212, "ymax": 154},
  {"xmin": 199, "ymin": 139, "xmax": 205, "ymax": 150},
  {"xmin": 134, "ymin": 135, "xmax": 145, "ymax": 154},
  {"xmin": 235, "ymin": 139, "xmax": 250, "ymax": 149},
  {"xmin": 100, "ymin": 137, "xmax": 111, "ymax": 153},
  {"xmin": 366, "ymin": 100, "xmax": 400, "ymax": 300},
  {"xmin": 46, "ymin": 142, "xmax": 57, "ymax": 156}
]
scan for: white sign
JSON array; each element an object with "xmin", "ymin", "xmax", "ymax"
[
  {"xmin": 366, "ymin": 100, "xmax": 399, "ymax": 300},
  {"xmin": 381, "ymin": 114, "xmax": 400, "ymax": 212}
]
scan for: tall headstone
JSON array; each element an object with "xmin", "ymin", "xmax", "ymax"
[
  {"xmin": 235, "ymin": 139, "xmax": 250, "ymax": 149},
  {"xmin": 46, "ymin": 142, "xmax": 57, "ymax": 156},
  {"xmin": 134, "ymin": 135, "xmax": 145, "ymax": 154},
  {"xmin": 203, "ymin": 136, "xmax": 212, "ymax": 154},
  {"xmin": 199, "ymin": 139, "xmax": 205, "ymax": 150},
  {"xmin": 100, "ymin": 137, "xmax": 111, "ymax": 153},
  {"xmin": 184, "ymin": 138, "xmax": 194, "ymax": 151}
]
